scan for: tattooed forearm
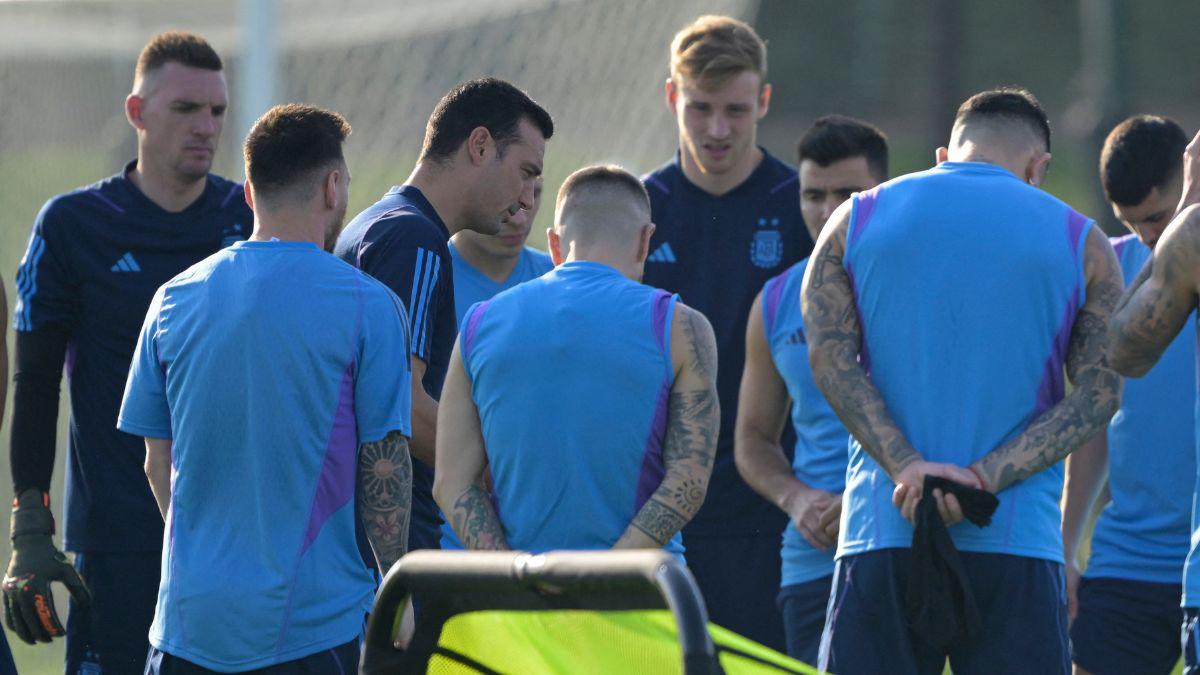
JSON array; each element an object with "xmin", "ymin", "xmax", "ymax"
[
  {"xmin": 801, "ymin": 224, "xmax": 919, "ymax": 478},
  {"xmin": 976, "ymin": 229, "xmax": 1123, "ymax": 492},
  {"xmin": 450, "ymin": 484, "xmax": 508, "ymax": 550},
  {"xmin": 616, "ymin": 308, "xmax": 719, "ymax": 549},
  {"xmin": 358, "ymin": 430, "xmax": 413, "ymax": 574}
]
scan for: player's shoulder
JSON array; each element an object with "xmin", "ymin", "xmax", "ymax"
[
  {"xmin": 641, "ymin": 157, "xmax": 683, "ymax": 198},
  {"xmin": 758, "ymin": 150, "xmax": 800, "ymax": 197},
  {"xmin": 36, "ymin": 170, "xmax": 129, "ymax": 229},
  {"xmin": 205, "ymin": 173, "xmax": 251, "ymax": 215},
  {"xmin": 368, "ymin": 205, "xmax": 449, "ymax": 251}
]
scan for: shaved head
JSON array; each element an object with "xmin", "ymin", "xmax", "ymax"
[{"xmin": 554, "ymin": 165, "xmax": 651, "ymax": 248}]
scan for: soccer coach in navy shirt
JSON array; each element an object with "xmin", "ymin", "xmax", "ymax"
[
  {"xmin": 642, "ymin": 15, "xmax": 811, "ymax": 650},
  {"xmin": 335, "ymin": 78, "xmax": 552, "ymax": 554},
  {"xmin": 6, "ymin": 32, "xmax": 250, "ymax": 673}
]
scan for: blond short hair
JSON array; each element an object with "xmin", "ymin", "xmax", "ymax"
[{"xmin": 670, "ymin": 15, "xmax": 766, "ymax": 89}]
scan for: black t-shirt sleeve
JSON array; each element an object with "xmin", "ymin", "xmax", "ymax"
[
  {"xmin": 357, "ymin": 217, "xmax": 450, "ymax": 364},
  {"xmin": 10, "ymin": 327, "xmax": 69, "ymax": 493}
]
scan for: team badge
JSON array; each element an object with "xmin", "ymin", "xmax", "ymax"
[{"xmin": 750, "ymin": 229, "xmax": 783, "ymax": 269}]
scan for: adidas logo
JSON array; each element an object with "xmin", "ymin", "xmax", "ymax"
[
  {"xmin": 648, "ymin": 242, "xmax": 677, "ymax": 263},
  {"xmin": 110, "ymin": 252, "xmax": 142, "ymax": 273}
]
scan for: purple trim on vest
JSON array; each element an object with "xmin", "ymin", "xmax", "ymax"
[
  {"xmin": 1110, "ymin": 233, "xmax": 1136, "ymax": 259},
  {"xmin": 634, "ymin": 379, "xmax": 671, "ymax": 511},
  {"xmin": 644, "ymin": 175, "xmax": 670, "ymax": 195},
  {"xmin": 1030, "ymin": 287, "xmax": 1081, "ymax": 422},
  {"xmin": 221, "ymin": 183, "xmax": 244, "ymax": 208},
  {"xmin": 1066, "ymin": 210, "xmax": 1088, "ymax": 261},
  {"xmin": 845, "ymin": 264, "xmax": 871, "ymax": 375},
  {"xmin": 769, "ymin": 175, "xmax": 799, "ymax": 195},
  {"xmin": 848, "ymin": 187, "xmax": 882, "ymax": 249},
  {"xmin": 88, "ymin": 190, "xmax": 125, "ymax": 214},
  {"xmin": 462, "ymin": 300, "xmax": 493, "ymax": 361},
  {"xmin": 764, "ymin": 274, "xmax": 788, "ymax": 337},
  {"xmin": 651, "ymin": 291, "xmax": 672, "ymax": 350}
]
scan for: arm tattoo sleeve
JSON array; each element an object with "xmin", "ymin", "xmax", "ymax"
[
  {"xmin": 975, "ymin": 230, "xmax": 1123, "ymax": 492},
  {"xmin": 357, "ymin": 430, "xmax": 413, "ymax": 574},
  {"xmin": 626, "ymin": 308, "xmax": 719, "ymax": 546},
  {"xmin": 801, "ymin": 226, "xmax": 919, "ymax": 478},
  {"xmin": 449, "ymin": 485, "xmax": 508, "ymax": 550}
]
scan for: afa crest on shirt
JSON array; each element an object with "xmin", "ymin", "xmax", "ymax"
[{"xmin": 750, "ymin": 229, "xmax": 783, "ymax": 269}]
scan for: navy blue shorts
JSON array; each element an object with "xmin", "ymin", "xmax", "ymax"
[
  {"xmin": 820, "ymin": 548, "xmax": 1069, "ymax": 675},
  {"xmin": 777, "ymin": 575, "xmax": 833, "ymax": 665},
  {"xmin": 1071, "ymin": 576, "xmax": 1181, "ymax": 675},
  {"xmin": 67, "ymin": 551, "xmax": 161, "ymax": 675},
  {"xmin": 684, "ymin": 532, "xmax": 786, "ymax": 652},
  {"xmin": 145, "ymin": 639, "xmax": 358, "ymax": 674}
]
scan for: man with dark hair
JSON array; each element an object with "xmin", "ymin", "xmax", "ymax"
[
  {"xmin": 7, "ymin": 30, "xmax": 250, "ymax": 672},
  {"xmin": 735, "ymin": 115, "xmax": 886, "ymax": 664},
  {"xmin": 120, "ymin": 103, "xmax": 412, "ymax": 674},
  {"xmin": 642, "ymin": 15, "xmax": 811, "ymax": 650},
  {"xmin": 334, "ymin": 77, "xmax": 551, "ymax": 559},
  {"xmin": 796, "ymin": 115, "xmax": 888, "ymax": 229},
  {"xmin": 434, "ymin": 164, "xmax": 718, "ymax": 559},
  {"xmin": 1063, "ymin": 115, "xmax": 1193, "ymax": 675},
  {"xmin": 806, "ymin": 87, "xmax": 1122, "ymax": 674},
  {"xmin": 1109, "ymin": 129, "xmax": 1200, "ymax": 675}
]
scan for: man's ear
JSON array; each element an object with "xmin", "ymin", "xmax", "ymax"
[
  {"xmin": 935, "ymin": 146, "xmax": 949, "ymax": 165},
  {"xmin": 324, "ymin": 169, "xmax": 340, "ymax": 209},
  {"xmin": 1027, "ymin": 152, "xmax": 1052, "ymax": 187},
  {"xmin": 757, "ymin": 83, "xmax": 772, "ymax": 120},
  {"xmin": 244, "ymin": 182, "xmax": 256, "ymax": 211},
  {"xmin": 665, "ymin": 78, "xmax": 678, "ymax": 115},
  {"xmin": 466, "ymin": 127, "xmax": 493, "ymax": 167},
  {"xmin": 636, "ymin": 222, "xmax": 656, "ymax": 264},
  {"xmin": 126, "ymin": 94, "xmax": 145, "ymax": 131},
  {"xmin": 548, "ymin": 227, "xmax": 565, "ymax": 265}
]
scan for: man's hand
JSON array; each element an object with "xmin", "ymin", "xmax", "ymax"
[
  {"xmin": 1178, "ymin": 129, "xmax": 1200, "ymax": 214},
  {"xmin": 2, "ymin": 489, "xmax": 91, "ymax": 644},
  {"xmin": 1065, "ymin": 558, "xmax": 1082, "ymax": 625},
  {"xmin": 783, "ymin": 486, "xmax": 838, "ymax": 550},
  {"xmin": 891, "ymin": 461, "xmax": 981, "ymax": 525}
]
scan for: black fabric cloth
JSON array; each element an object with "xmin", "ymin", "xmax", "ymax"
[
  {"xmin": 906, "ymin": 475, "xmax": 999, "ymax": 651},
  {"xmin": 9, "ymin": 328, "xmax": 68, "ymax": 493}
]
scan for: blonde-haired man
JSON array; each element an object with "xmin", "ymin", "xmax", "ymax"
[{"xmin": 641, "ymin": 15, "xmax": 812, "ymax": 650}]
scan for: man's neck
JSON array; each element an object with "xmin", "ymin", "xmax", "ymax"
[
  {"xmin": 679, "ymin": 145, "xmax": 764, "ymax": 197},
  {"xmin": 128, "ymin": 158, "xmax": 207, "ymax": 213},
  {"xmin": 407, "ymin": 163, "xmax": 466, "ymax": 236},
  {"xmin": 249, "ymin": 216, "xmax": 321, "ymax": 248},
  {"xmin": 452, "ymin": 234, "xmax": 520, "ymax": 284}
]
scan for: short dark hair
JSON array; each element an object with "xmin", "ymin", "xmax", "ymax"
[
  {"xmin": 420, "ymin": 78, "xmax": 554, "ymax": 162},
  {"xmin": 1100, "ymin": 115, "xmax": 1188, "ymax": 207},
  {"xmin": 135, "ymin": 32, "xmax": 222, "ymax": 83},
  {"xmin": 244, "ymin": 104, "xmax": 351, "ymax": 202},
  {"xmin": 797, "ymin": 115, "xmax": 889, "ymax": 181},
  {"xmin": 556, "ymin": 164, "xmax": 650, "ymax": 214},
  {"xmin": 954, "ymin": 87, "xmax": 1051, "ymax": 152}
]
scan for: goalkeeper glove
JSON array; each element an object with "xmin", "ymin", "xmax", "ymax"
[{"xmin": 2, "ymin": 489, "xmax": 91, "ymax": 644}]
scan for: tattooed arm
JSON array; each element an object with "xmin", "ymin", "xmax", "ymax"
[
  {"xmin": 1109, "ymin": 206, "xmax": 1200, "ymax": 377},
  {"xmin": 800, "ymin": 201, "xmax": 979, "ymax": 521},
  {"xmin": 734, "ymin": 292, "xmax": 839, "ymax": 550},
  {"xmin": 358, "ymin": 430, "xmax": 412, "ymax": 574},
  {"xmin": 614, "ymin": 304, "xmax": 719, "ymax": 549},
  {"xmin": 970, "ymin": 226, "xmax": 1123, "ymax": 493},
  {"xmin": 432, "ymin": 339, "xmax": 508, "ymax": 550}
]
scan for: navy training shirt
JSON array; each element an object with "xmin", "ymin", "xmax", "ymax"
[
  {"xmin": 642, "ymin": 150, "xmax": 813, "ymax": 537},
  {"xmin": 334, "ymin": 184, "xmax": 456, "ymax": 552},
  {"xmin": 12, "ymin": 161, "xmax": 251, "ymax": 552}
]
